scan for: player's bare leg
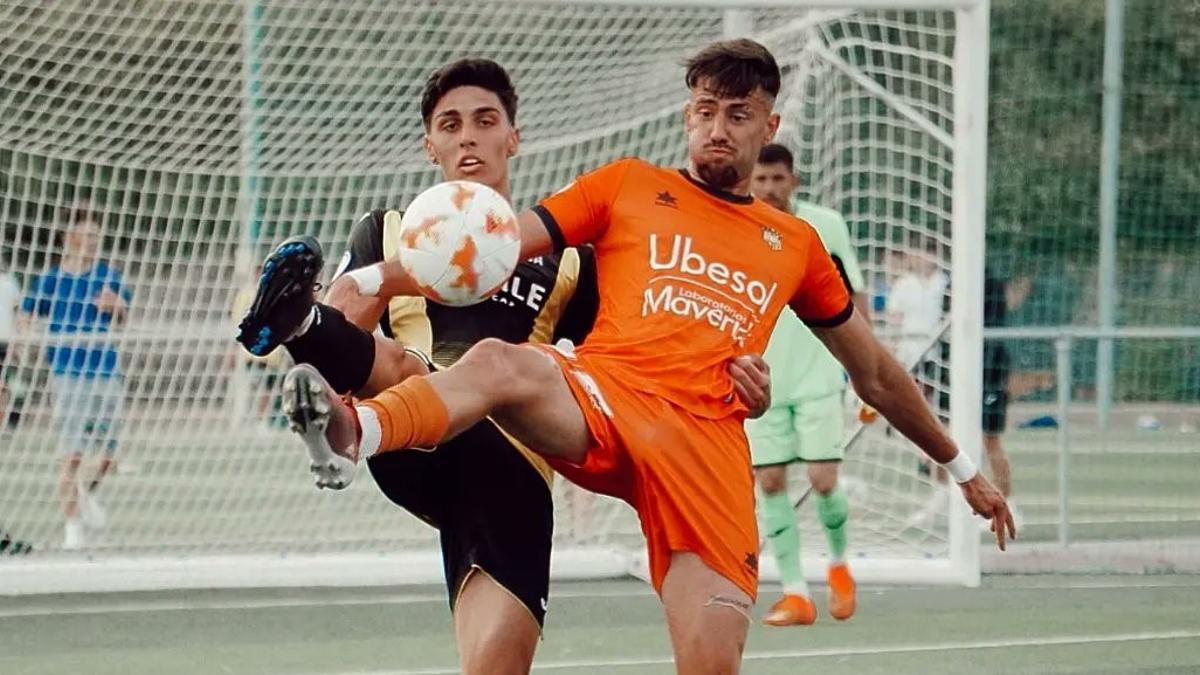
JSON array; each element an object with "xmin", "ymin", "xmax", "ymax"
[
  {"xmin": 807, "ymin": 461, "xmax": 854, "ymax": 620},
  {"xmin": 357, "ymin": 336, "xmax": 430, "ymax": 397},
  {"xmin": 349, "ymin": 337, "xmax": 588, "ymax": 462},
  {"xmin": 454, "ymin": 571, "xmax": 539, "ymax": 675},
  {"xmin": 421, "ymin": 339, "xmax": 589, "ymax": 461},
  {"xmin": 285, "ymin": 338, "xmax": 589, "ymax": 488},
  {"xmin": 57, "ymin": 456, "xmax": 84, "ymax": 549},
  {"xmin": 983, "ymin": 433, "xmax": 1012, "ymax": 497},
  {"xmin": 662, "ymin": 552, "xmax": 751, "ymax": 675},
  {"xmin": 982, "ymin": 433, "xmax": 1023, "ymax": 530}
]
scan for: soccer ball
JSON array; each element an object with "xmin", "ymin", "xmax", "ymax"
[{"xmin": 397, "ymin": 180, "xmax": 521, "ymax": 307}]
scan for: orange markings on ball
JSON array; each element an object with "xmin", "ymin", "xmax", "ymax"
[
  {"xmin": 403, "ymin": 215, "xmax": 444, "ymax": 249},
  {"xmin": 447, "ymin": 236, "xmax": 480, "ymax": 294},
  {"xmin": 419, "ymin": 283, "xmax": 447, "ymax": 305},
  {"xmin": 484, "ymin": 210, "xmax": 518, "ymax": 238},
  {"xmin": 450, "ymin": 184, "xmax": 475, "ymax": 212}
]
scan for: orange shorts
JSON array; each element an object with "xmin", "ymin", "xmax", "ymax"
[{"xmin": 536, "ymin": 344, "xmax": 759, "ymax": 601}]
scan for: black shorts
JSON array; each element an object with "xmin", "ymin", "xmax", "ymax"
[
  {"xmin": 367, "ymin": 419, "xmax": 553, "ymax": 627},
  {"xmin": 982, "ymin": 343, "xmax": 1010, "ymax": 434}
]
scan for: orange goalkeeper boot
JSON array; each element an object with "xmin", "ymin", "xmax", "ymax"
[
  {"xmin": 827, "ymin": 563, "xmax": 857, "ymax": 621},
  {"xmin": 762, "ymin": 594, "xmax": 818, "ymax": 627}
]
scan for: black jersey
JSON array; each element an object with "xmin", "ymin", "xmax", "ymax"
[{"xmin": 335, "ymin": 209, "xmax": 599, "ymax": 367}]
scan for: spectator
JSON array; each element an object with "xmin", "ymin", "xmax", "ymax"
[
  {"xmin": 0, "ymin": 259, "xmax": 19, "ymax": 426},
  {"xmin": 19, "ymin": 202, "xmax": 131, "ymax": 550}
]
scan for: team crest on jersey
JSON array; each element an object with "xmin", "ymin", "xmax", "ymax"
[{"xmin": 761, "ymin": 226, "xmax": 783, "ymax": 251}]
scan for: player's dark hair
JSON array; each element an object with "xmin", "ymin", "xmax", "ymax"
[
  {"xmin": 420, "ymin": 58, "xmax": 518, "ymax": 128},
  {"xmin": 60, "ymin": 200, "xmax": 101, "ymax": 229},
  {"xmin": 757, "ymin": 143, "xmax": 794, "ymax": 173},
  {"xmin": 684, "ymin": 39, "xmax": 780, "ymax": 99}
]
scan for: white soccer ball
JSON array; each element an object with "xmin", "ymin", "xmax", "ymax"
[{"xmin": 397, "ymin": 180, "xmax": 520, "ymax": 307}]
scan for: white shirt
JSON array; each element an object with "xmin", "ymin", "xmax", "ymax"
[
  {"xmin": 890, "ymin": 269, "xmax": 947, "ymax": 364},
  {"xmin": 0, "ymin": 271, "xmax": 19, "ymax": 343}
]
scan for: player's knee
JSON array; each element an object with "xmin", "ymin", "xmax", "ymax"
[
  {"xmin": 755, "ymin": 466, "xmax": 787, "ymax": 495},
  {"xmin": 676, "ymin": 619, "xmax": 745, "ymax": 675},
  {"xmin": 460, "ymin": 631, "xmax": 534, "ymax": 675},
  {"xmin": 459, "ymin": 338, "xmax": 553, "ymax": 402},
  {"xmin": 807, "ymin": 462, "xmax": 838, "ymax": 494},
  {"xmin": 984, "ymin": 436, "xmax": 1005, "ymax": 457},
  {"xmin": 457, "ymin": 338, "xmax": 520, "ymax": 384},
  {"xmin": 57, "ymin": 456, "xmax": 81, "ymax": 479}
]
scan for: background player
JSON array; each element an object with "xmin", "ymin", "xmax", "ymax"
[
  {"xmin": 747, "ymin": 143, "xmax": 871, "ymax": 627},
  {"xmin": 297, "ymin": 39, "xmax": 1013, "ymax": 675},
  {"xmin": 237, "ymin": 57, "xmax": 773, "ymax": 674},
  {"xmin": 20, "ymin": 202, "xmax": 130, "ymax": 549}
]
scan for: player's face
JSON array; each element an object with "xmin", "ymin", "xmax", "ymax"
[
  {"xmin": 425, "ymin": 85, "xmax": 519, "ymax": 194},
  {"xmin": 751, "ymin": 162, "xmax": 800, "ymax": 212},
  {"xmin": 684, "ymin": 82, "xmax": 780, "ymax": 191},
  {"xmin": 65, "ymin": 221, "xmax": 101, "ymax": 261}
]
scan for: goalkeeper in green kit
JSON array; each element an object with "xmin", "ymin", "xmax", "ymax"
[{"xmin": 748, "ymin": 144, "xmax": 871, "ymax": 626}]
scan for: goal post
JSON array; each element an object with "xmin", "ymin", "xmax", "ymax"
[{"xmin": 0, "ymin": 0, "xmax": 988, "ymax": 594}]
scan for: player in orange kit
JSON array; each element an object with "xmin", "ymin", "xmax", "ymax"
[{"xmin": 290, "ymin": 39, "xmax": 1013, "ymax": 674}]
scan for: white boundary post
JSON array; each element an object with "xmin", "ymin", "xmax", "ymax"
[
  {"xmin": 949, "ymin": 0, "xmax": 990, "ymax": 588},
  {"xmin": 1096, "ymin": 0, "xmax": 1125, "ymax": 430},
  {"xmin": 1055, "ymin": 336, "xmax": 1073, "ymax": 546}
]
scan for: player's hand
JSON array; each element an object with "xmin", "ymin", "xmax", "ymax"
[
  {"xmin": 858, "ymin": 403, "xmax": 879, "ymax": 424},
  {"xmin": 958, "ymin": 473, "xmax": 1016, "ymax": 550},
  {"xmin": 729, "ymin": 354, "xmax": 771, "ymax": 419},
  {"xmin": 94, "ymin": 288, "xmax": 126, "ymax": 315}
]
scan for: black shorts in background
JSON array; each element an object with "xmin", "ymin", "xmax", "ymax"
[
  {"xmin": 982, "ymin": 343, "xmax": 1010, "ymax": 434},
  {"xmin": 366, "ymin": 419, "xmax": 553, "ymax": 627}
]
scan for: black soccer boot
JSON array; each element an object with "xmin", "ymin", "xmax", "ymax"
[{"xmin": 235, "ymin": 235, "xmax": 324, "ymax": 357}]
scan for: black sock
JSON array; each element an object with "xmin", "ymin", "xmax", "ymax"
[{"xmin": 284, "ymin": 304, "xmax": 377, "ymax": 394}]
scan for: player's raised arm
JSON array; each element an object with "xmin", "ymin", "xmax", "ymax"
[
  {"xmin": 812, "ymin": 313, "xmax": 1015, "ymax": 549},
  {"xmin": 322, "ymin": 211, "xmax": 394, "ymax": 331},
  {"xmin": 791, "ymin": 231, "xmax": 1014, "ymax": 549}
]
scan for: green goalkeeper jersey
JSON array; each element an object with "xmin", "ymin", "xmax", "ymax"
[{"xmin": 762, "ymin": 200, "xmax": 863, "ymax": 403}]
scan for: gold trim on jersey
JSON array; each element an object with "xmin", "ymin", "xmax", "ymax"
[
  {"xmin": 529, "ymin": 247, "xmax": 579, "ymax": 345},
  {"xmin": 382, "ymin": 209, "xmax": 434, "ymax": 354}
]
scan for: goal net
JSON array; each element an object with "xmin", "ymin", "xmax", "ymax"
[{"xmin": 0, "ymin": 0, "xmax": 986, "ymax": 593}]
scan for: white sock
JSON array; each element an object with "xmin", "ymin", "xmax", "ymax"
[
  {"xmin": 783, "ymin": 579, "xmax": 811, "ymax": 598},
  {"xmin": 356, "ymin": 405, "xmax": 381, "ymax": 458},
  {"xmin": 287, "ymin": 306, "xmax": 319, "ymax": 341}
]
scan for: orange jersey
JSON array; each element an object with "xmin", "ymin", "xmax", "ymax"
[{"xmin": 534, "ymin": 158, "xmax": 853, "ymax": 420}]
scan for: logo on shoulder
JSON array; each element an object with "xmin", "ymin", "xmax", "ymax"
[
  {"xmin": 654, "ymin": 190, "xmax": 678, "ymax": 208},
  {"xmin": 761, "ymin": 226, "xmax": 783, "ymax": 251}
]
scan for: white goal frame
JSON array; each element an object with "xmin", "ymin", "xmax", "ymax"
[{"xmin": 1, "ymin": 0, "xmax": 989, "ymax": 595}]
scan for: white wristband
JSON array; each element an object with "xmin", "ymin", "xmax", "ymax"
[
  {"xmin": 942, "ymin": 452, "xmax": 978, "ymax": 484},
  {"xmin": 346, "ymin": 265, "xmax": 383, "ymax": 296}
]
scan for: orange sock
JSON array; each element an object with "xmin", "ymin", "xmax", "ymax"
[{"xmin": 360, "ymin": 376, "xmax": 450, "ymax": 454}]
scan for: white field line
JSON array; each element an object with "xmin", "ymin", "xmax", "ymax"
[
  {"xmin": 334, "ymin": 630, "xmax": 1200, "ymax": 674},
  {"xmin": 5, "ymin": 575, "xmax": 1200, "ymax": 619},
  {"xmin": 0, "ymin": 585, "xmax": 655, "ymax": 619}
]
